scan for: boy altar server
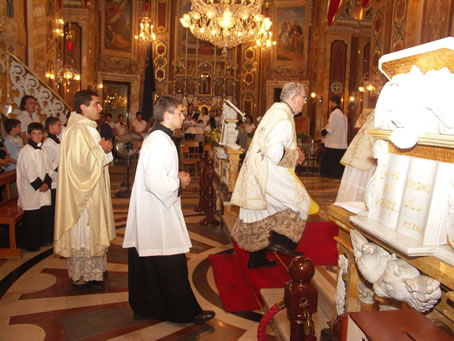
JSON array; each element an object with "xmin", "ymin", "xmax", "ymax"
[
  {"xmin": 42, "ymin": 117, "xmax": 62, "ymax": 234},
  {"xmin": 123, "ymin": 95, "xmax": 215, "ymax": 323},
  {"xmin": 17, "ymin": 122, "xmax": 53, "ymax": 251}
]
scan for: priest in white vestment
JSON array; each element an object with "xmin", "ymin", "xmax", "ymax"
[
  {"xmin": 54, "ymin": 90, "xmax": 116, "ymax": 288},
  {"xmin": 123, "ymin": 95, "xmax": 215, "ymax": 324},
  {"xmin": 231, "ymin": 82, "xmax": 318, "ymax": 268}
]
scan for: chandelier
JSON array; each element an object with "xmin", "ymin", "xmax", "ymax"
[
  {"xmin": 255, "ymin": 17, "xmax": 276, "ymax": 49},
  {"xmin": 179, "ymin": 0, "xmax": 272, "ymax": 51},
  {"xmin": 135, "ymin": 2, "xmax": 156, "ymax": 43}
]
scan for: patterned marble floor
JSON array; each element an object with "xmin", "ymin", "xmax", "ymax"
[{"xmin": 0, "ymin": 164, "xmax": 340, "ymax": 341}]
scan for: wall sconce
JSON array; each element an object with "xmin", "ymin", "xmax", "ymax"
[
  {"xmin": 54, "ymin": 18, "xmax": 64, "ymax": 38},
  {"xmin": 358, "ymin": 86, "xmax": 365, "ymax": 93},
  {"xmin": 349, "ymin": 95, "xmax": 356, "ymax": 102},
  {"xmin": 365, "ymin": 83, "xmax": 375, "ymax": 92},
  {"xmin": 310, "ymin": 91, "xmax": 323, "ymax": 103}
]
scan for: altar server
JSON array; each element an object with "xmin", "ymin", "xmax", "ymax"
[
  {"xmin": 123, "ymin": 95, "xmax": 215, "ymax": 324},
  {"xmin": 42, "ymin": 117, "xmax": 62, "ymax": 236},
  {"xmin": 17, "ymin": 122, "xmax": 53, "ymax": 251},
  {"xmin": 320, "ymin": 96, "xmax": 348, "ymax": 178}
]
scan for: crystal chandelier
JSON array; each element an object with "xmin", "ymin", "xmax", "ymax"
[
  {"xmin": 135, "ymin": 2, "xmax": 156, "ymax": 43},
  {"xmin": 255, "ymin": 17, "xmax": 276, "ymax": 49},
  {"xmin": 179, "ymin": 0, "xmax": 272, "ymax": 51}
]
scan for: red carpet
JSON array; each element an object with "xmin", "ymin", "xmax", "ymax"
[{"xmin": 209, "ymin": 221, "xmax": 338, "ymax": 312}]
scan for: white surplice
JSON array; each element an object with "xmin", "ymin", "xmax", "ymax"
[
  {"xmin": 123, "ymin": 129, "xmax": 192, "ymax": 256},
  {"xmin": 17, "ymin": 144, "xmax": 52, "ymax": 210}
]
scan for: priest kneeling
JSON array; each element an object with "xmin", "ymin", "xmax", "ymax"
[
  {"xmin": 231, "ymin": 82, "xmax": 318, "ymax": 268},
  {"xmin": 123, "ymin": 95, "xmax": 215, "ymax": 324}
]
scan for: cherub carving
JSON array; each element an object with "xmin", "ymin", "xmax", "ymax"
[
  {"xmin": 357, "ymin": 280, "xmax": 375, "ymax": 305},
  {"xmin": 373, "ymin": 259, "xmax": 441, "ymax": 312},
  {"xmin": 350, "ymin": 230, "xmax": 394, "ymax": 283}
]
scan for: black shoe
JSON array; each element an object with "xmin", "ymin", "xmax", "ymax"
[
  {"xmin": 88, "ymin": 281, "xmax": 104, "ymax": 290},
  {"xmin": 133, "ymin": 312, "xmax": 152, "ymax": 320},
  {"xmin": 192, "ymin": 310, "xmax": 215, "ymax": 324},
  {"xmin": 25, "ymin": 247, "xmax": 40, "ymax": 252},
  {"xmin": 268, "ymin": 243, "xmax": 303, "ymax": 257},
  {"xmin": 41, "ymin": 242, "xmax": 52, "ymax": 246},
  {"xmin": 248, "ymin": 258, "xmax": 277, "ymax": 269}
]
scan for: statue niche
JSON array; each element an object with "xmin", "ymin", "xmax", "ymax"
[{"xmin": 198, "ymin": 72, "xmax": 212, "ymax": 96}]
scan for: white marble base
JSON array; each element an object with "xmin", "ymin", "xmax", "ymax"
[
  {"xmin": 350, "ymin": 215, "xmax": 454, "ymax": 265},
  {"xmin": 260, "ymin": 287, "xmax": 330, "ymax": 341}
]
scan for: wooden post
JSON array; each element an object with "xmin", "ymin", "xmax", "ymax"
[
  {"xmin": 200, "ymin": 158, "xmax": 219, "ymax": 226},
  {"xmin": 285, "ymin": 256, "xmax": 318, "ymax": 341},
  {"xmin": 195, "ymin": 154, "xmax": 208, "ymax": 213}
]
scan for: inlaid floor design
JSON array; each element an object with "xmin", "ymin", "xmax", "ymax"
[{"xmin": 0, "ymin": 164, "xmax": 340, "ymax": 340}]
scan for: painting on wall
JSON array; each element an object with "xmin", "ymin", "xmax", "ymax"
[
  {"xmin": 102, "ymin": 0, "xmax": 134, "ymax": 56},
  {"xmin": 273, "ymin": 2, "xmax": 310, "ymax": 65}
]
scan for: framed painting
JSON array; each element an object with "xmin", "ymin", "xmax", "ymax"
[
  {"xmin": 273, "ymin": 1, "xmax": 311, "ymax": 65},
  {"xmin": 101, "ymin": 0, "xmax": 136, "ymax": 57},
  {"xmin": 102, "ymin": 81, "xmax": 130, "ymax": 123}
]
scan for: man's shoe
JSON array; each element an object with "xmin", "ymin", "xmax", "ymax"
[
  {"xmin": 133, "ymin": 312, "xmax": 152, "ymax": 320},
  {"xmin": 269, "ymin": 243, "xmax": 303, "ymax": 257},
  {"xmin": 192, "ymin": 310, "xmax": 215, "ymax": 324},
  {"xmin": 248, "ymin": 258, "xmax": 277, "ymax": 269},
  {"xmin": 88, "ymin": 281, "xmax": 104, "ymax": 290},
  {"xmin": 71, "ymin": 279, "xmax": 88, "ymax": 287}
]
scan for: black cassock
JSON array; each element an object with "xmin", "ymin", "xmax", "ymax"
[{"xmin": 128, "ymin": 247, "xmax": 202, "ymax": 323}]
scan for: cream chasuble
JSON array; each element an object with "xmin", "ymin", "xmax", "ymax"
[
  {"xmin": 231, "ymin": 102, "xmax": 317, "ymax": 218},
  {"xmin": 54, "ymin": 112, "xmax": 116, "ymax": 258}
]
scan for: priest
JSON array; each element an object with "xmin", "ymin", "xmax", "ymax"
[
  {"xmin": 54, "ymin": 89, "xmax": 116, "ymax": 289},
  {"xmin": 123, "ymin": 95, "xmax": 215, "ymax": 324},
  {"xmin": 231, "ymin": 82, "xmax": 318, "ymax": 268}
]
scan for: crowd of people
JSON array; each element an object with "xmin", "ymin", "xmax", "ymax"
[{"xmin": 4, "ymin": 83, "xmax": 351, "ymax": 326}]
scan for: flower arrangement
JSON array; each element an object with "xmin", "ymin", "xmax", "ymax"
[
  {"xmin": 205, "ymin": 128, "xmax": 221, "ymax": 146},
  {"xmin": 297, "ymin": 132, "xmax": 312, "ymax": 140}
]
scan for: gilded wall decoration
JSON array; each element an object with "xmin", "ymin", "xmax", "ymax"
[
  {"xmin": 154, "ymin": 41, "xmax": 167, "ymax": 82},
  {"xmin": 391, "ymin": 0, "xmax": 407, "ymax": 52},
  {"xmin": 155, "ymin": 0, "xmax": 168, "ymax": 34},
  {"xmin": 242, "ymin": 47, "xmax": 256, "ymax": 88},
  {"xmin": 371, "ymin": 9, "xmax": 384, "ymax": 74},
  {"xmin": 421, "ymin": 0, "xmax": 453, "ymax": 44}
]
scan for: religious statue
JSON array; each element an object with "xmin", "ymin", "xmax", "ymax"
[
  {"xmin": 350, "ymin": 230, "xmax": 394, "ymax": 284},
  {"xmin": 219, "ymin": 100, "xmax": 245, "ymax": 147},
  {"xmin": 373, "ymin": 259, "xmax": 441, "ymax": 313}
]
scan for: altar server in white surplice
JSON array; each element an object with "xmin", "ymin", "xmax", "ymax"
[
  {"xmin": 123, "ymin": 95, "xmax": 215, "ymax": 324},
  {"xmin": 231, "ymin": 82, "xmax": 319, "ymax": 269}
]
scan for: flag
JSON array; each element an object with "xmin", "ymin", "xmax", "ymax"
[{"xmin": 142, "ymin": 43, "xmax": 156, "ymax": 122}]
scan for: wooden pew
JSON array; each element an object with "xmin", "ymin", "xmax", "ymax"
[{"xmin": 0, "ymin": 170, "xmax": 23, "ymax": 257}]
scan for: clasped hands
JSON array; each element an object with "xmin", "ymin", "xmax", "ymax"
[
  {"xmin": 99, "ymin": 138, "xmax": 113, "ymax": 153},
  {"xmin": 178, "ymin": 171, "xmax": 191, "ymax": 189},
  {"xmin": 297, "ymin": 148, "xmax": 306, "ymax": 165}
]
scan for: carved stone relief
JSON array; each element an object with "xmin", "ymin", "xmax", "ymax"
[{"xmin": 350, "ymin": 230, "xmax": 442, "ymax": 313}]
